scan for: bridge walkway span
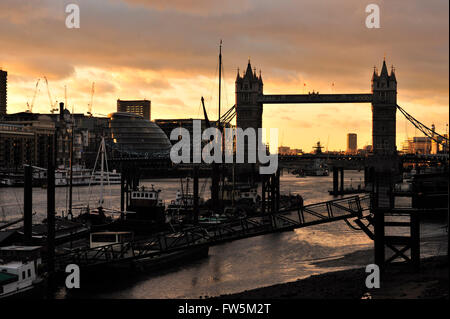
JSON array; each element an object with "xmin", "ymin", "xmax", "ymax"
[{"xmin": 54, "ymin": 195, "xmax": 371, "ymax": 272}]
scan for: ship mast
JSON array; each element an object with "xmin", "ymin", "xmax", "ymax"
[
  {"xmin": 218, "ymin": 39, "xmax": 222, "ymax": 123},
  {"xmin": 218, "ymin": 40, "xmax": 225, "ymax": 214}
]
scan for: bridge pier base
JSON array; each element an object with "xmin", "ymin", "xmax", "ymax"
[{"xmin": 371, "ymin": 163, "xmax": 421, "ymax": 270}]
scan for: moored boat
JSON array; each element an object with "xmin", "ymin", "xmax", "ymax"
[{"xmin": 0, "ymin": 246, "xmax": 46, "ymax": 299}]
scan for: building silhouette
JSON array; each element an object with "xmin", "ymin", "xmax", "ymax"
[
  {"xmin": 402, "ymin": 136, "xmax": 432, "ymax": 154},
  {"xmin": 346, "ymin": 133, "xmax": 357, "ymax": 154},
  {"xmin": 117, "ymin": 99, "xmax": 151, "ymax": 120},
  {"xmin": 0, "ymin": 69, "xmax": 6, "ymax": 116}
]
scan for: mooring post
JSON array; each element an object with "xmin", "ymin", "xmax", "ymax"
[
  {"xmin": 261, "ymin": 177, "xmax": 266, "ymax": 214},
  {"xmin": 211, "ymin": 163, "xmax": 219, "ymax": 213},
  {"xmin": 193, "ymin": 166, "xmax": 199, "ymax": 224},
  {"xmin": 411, "ymin": 211, "xmax": 420, "ymax": 268},
  {"xmin": 120, "ymin": 167, "xmax": 125, "ymax": 212},
  {"xmin": 125, "ymin": 177, "xmax": 130, "ymax": 210},
  {"xmin": 23, "ymin": 165, "xmax": 32, "ymax": 245},
  {"xmin": 364, "ymin": 167, "xmax": 368, "ymax": 188},
  {"xmin": 270, "ymin": 174, "xmax": 276, "ymax": 214},
  {"xmin": 275, "ymin": 168, "xmax": 280, "ymax": 213},
  {"xmin": 373, "ymin": 177, "xmax": 385, "ymax": 269},
  {"xmin": 333, "ymin": 166, "xmax": 339, "ymax": 194},
  {"xmin": 47, "ymin": 133, "xmax": 56, "ymax": 289},
  {"xmin": 339, "ymin": 167, "xmax": 344, "ymax": 192}
]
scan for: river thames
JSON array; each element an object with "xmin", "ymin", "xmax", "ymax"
[{"xmin": 0, "ymin": 170, "xmax": 447, "ymax": 298}]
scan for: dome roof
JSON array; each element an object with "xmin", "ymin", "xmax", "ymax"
[{"xmin": 108, "ymin": 112, "xmax": 171, "ymax": 157}]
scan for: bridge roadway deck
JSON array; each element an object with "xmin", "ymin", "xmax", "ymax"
[
  {"xmin": 54, "ymin": 195, "xmax": 371, "ymax": 272},
  {"xmin": 259, "ymin": 93, "xmax": 373, "ymax": 104}
]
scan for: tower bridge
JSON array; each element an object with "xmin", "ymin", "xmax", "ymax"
[{"xmin": 235, "ymin": 58, "xmax": 398, "ymax": 157}]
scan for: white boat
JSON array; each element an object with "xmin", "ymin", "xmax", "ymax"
[
  {"xmin": 219, "ymin": 183, "xmax": 260, "ymax": 204},
  {"xmin": 55, "ymin": 167, "xmax": 93, "ymax": 186},
  {"xmin": 92, "ymin": 169, "xmax": 121, "ymax": 185},
  {"xmin": 167, "ymin": 191, "xmax": 205, "ymax": 212},
  {"xmin": 0, "ymin": 246, "xmax": 46, "ymax": 299}
]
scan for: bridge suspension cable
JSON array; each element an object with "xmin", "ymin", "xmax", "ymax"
[
  {"xmin": 397, "ymin": 104, "xmax": 449, "ymax": 146},
  {"xmin": 219, "ymin": 104, "xmax": 236, "ymax": 126}
]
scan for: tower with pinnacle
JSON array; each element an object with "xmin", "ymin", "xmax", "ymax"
[
  {"xmin": 371, "ymin": 59, "xmax": 397, "ymax": 155},
  {"xmin": 235, "ymin": 60, "xmax": 264, "ymax": 131}
]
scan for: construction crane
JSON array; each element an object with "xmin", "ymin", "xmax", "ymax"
[
  {"xmin": 43, "ymin": 76, "xmax": 58, "ymax": 114},
  {"xmin": 26, "ymin": 79, "xmax": 40, "ymax": 113},
  {"xmin": 87, "ymin": 82, "xmax": 95, "ymax": 117}
]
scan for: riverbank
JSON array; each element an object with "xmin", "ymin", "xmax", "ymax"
[{"xmin": 219, "ymin": 255, "xmax": 448, "ymax": 299}]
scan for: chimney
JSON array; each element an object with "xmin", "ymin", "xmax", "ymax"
[{"xmin": 59, "ymin": 102, "xmax": 64, "ymax": 121}]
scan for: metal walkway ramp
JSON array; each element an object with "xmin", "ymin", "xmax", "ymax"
[{"xmin": 54, "ymin": 195, "xmax": 371, "ymax": 271}]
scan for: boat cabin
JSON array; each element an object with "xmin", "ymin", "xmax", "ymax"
[
  {"xmin": 126, "ymin": 186, "xmax": 166, "ymax": 223},
  {"xmin": 0, "ymin": 246, "xmax": 42, "ymax": 298},
  {"xmin": 90, "ymin": 231, "xmax": 134, "ymax": 249},
  {"xmin": 219, "ymin": 183, "xmax": 259, "ymax": 204},
  {"xmin": 129, "ymin": 186, "xmax": 163, "ymax": 208}
]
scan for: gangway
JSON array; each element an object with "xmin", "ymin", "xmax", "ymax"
[{"xmin": 54, "ymin": 194, "xmax": 371, "ymax": 272}]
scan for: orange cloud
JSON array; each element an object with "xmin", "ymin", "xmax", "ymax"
[{"xmin": 0, "ymin": 0, "xmax": 447, "ymax": 151}]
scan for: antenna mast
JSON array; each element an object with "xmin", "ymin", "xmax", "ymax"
[{"xmin": 218, "ymin": 40, "xmax": 222, "ymax": 124}]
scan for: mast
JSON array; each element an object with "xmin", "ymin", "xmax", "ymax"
[
  {"xmin": 218, "ymin": 40, "xmax": 225, "ymax": 214},
  {"xmin": 218, "ymin": 39, "xmax": 222, "ymax": 122},
  {"xmin": 99, "ymin": 137, "xmax": 105, "ymax": 207},
  {"xmin": 68, "ymin": 122, "xmax": 74, "ymax": 218}
]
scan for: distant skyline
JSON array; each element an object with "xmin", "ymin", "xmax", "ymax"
[{"xmin": 0, "ymin": 0, "xmax": 448, "ymax": 152}]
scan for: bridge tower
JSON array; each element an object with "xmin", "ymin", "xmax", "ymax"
[
  {"xmin": 370, "ymin": 60, "xmax": 402, "ymax": 269},
  {"xmin": 235, "ymin": 60, "xmax": 263, "ymax": 131},
  {"xmin": 371, "ymin": 59, "xmax": 397, "ymax": 155}
]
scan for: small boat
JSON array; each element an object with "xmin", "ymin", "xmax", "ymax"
[
  {"xmin": 218, "ymin": 182, "xmax": 260, "ymax": 205},
  {"xmin": 0, "ymin": 246, "xmax": 46, "ymax": 299},
  {"xmin": 102, "ymin": 185, "xmax": 169, "ymax": 235},
  {"xmin": 167, "ymin": 189, "xmax": 205, "ymax": 223},
  {"xmin": 92, "ymin": 169, "xmax": 121, "ymax": 185},
  {"xmin": 78, "ymin": 231, "xmax": 209, "ymax": 275}
]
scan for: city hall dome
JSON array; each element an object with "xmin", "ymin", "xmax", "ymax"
[{"xmin": 108, "ymin": 112, "xmax": 171, "ymax": 157}]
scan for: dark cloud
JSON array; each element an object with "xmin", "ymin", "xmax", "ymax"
[{"xmin": 0, "ymin": 0, "xmax": 447, "ymax": 148}]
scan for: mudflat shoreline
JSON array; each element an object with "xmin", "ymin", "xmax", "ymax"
[{"xmin": 219, "ymin": 255, "xmax": 448, "ymax": 299}]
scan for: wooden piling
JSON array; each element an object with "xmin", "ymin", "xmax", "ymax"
[
  {"xmin": 47, "ymin": 133, "xmax": 56, "ymax": 280},
  {"xmin": 333, "ymin": 167, "xmax": 339, "ymax": 194},
  {"xmin": 193, "ymin": 166, "xmax": 199, "ymax": 224},
  {"xmin": 120, "ymin": 168, "xmax": 125, "ymax": 212},
  {"xmin": 23, "ymin": 165, "xmax": 32, "ymax": 245},
  {"xmin": 339, "ymin": 167, "xmax": 344, "ymax": 192}
]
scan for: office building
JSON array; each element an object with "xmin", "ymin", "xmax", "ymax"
[
  {"xmin": 117, "ymin": 99, "xmax": 151, "ymax": 120},
  {"xmin": 0, "ymin": 70, "xmax": 7, "ymax": 115},
  {"xmin": 346, "ymin": 133, "xmax": 357, "ymax": 154}
]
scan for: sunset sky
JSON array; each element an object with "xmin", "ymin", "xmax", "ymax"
[{"xmin": 0, "ymin": 0, "xmax": 448, "ymax": 152}]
